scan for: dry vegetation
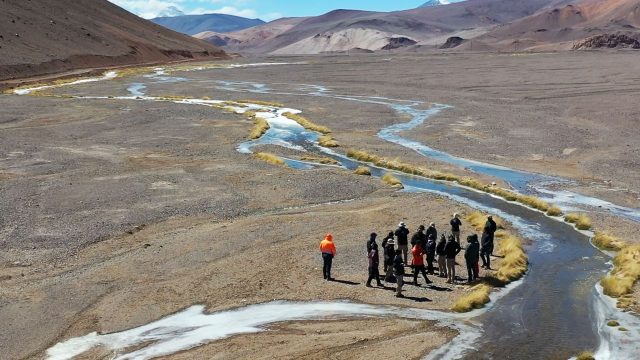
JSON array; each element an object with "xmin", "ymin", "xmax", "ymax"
[
  {"xmin": 601, "ymin": 245, "xmax": 640, "ymax": 298},
  {"xmin": 354, "ymin": 166, "xmax": 372, "ymax": 176},
  {"xmin": 237, "ymin": 99, "xmax": 284, "ymax": 107},
  {"xmin": 345, "ymin": 149, "xmax": 561, "ymax": 214},
  {"xmin": 592, "ymin": 231, "xmax": 626, "ymax": 251},
  {"xmin": 546, "ymin": 205, "xmax": 563, "ymax": 217},
  {"xmin": 248, "ymin": 118, "xmax": 270, "ymax": 139},
  {"xmin": 452, "ymin": 284, "xmax": 492, "ymax": 312},
  {"xmin": 381, "ymin": 173, "xmax": 403, "ymax": 188},
  {"xmin": 283, "ymin": 112, "xmax": 332, "ymax": 134},
  {"xmin": 575, "ymin": 351, "xmax": 595, "ymax": 360},
  {"xmin": 318, "ymin": 134, "xmax": 339, "ymax": 147},
  {"xmin": 300, "ymin": 156, "xmax": 339, "ymax": 165},
  {"xmin": 254, "ymin": 152, "xmax": 285, "ymax": 166},
  {"xmin": 564, "ymin": 213, "xmax": 593, "ymax": 230}
]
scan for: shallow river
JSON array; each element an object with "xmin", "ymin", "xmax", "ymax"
[{"xmin": 13, "ymin": 64, "xmax": 638, "ymax": 359}]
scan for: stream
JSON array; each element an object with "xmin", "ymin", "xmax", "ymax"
[{"xmin": 11, "ymin": 64, "xmax": 638, "ymax": 359}]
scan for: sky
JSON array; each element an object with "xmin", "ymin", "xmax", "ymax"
[{"xmin": 109, "ymin": 0, "xmax": 465, "ymax": 21}]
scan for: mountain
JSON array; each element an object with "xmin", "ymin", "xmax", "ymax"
[
  {"xmin": 151, "ymin": 14, "xmax": 265, "ymax": 35},
  {"xmin": 207, "ymin": 0, "xmax": 575, "ymax": 54},
  {"xmin": 0, "ymin": 0, "xmax": 227, "ymax": 82},
  {"xmin": 420, "ymin": 0, "xmax": 447, "ymax": 7},
  {"xmin": 157, "ymin": 6, "xmax": 184, "ymax": 18},
  {"xmin": 477, "ymin": 0, "xmax": 640, "ymax": 51}
]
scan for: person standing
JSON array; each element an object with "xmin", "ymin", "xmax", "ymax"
[
  {"xmin": 444, "ymin": 234, "xmax": 461, "ymax": 284},
  {"xmin": 484, "ymin": 215, "xmax": 497, "ymax": 256},
  {"xmin": 426, "ymin": 222, "xmax": 437, "ymax": 242},
  {"xmin": 436, "ymin": 234, "xmax": 447, "ymax": 278},
  {"xmin": 384, "ymin": 238, "xmax": 396, "ymax": 282},
  {"xmin": 366, "ymin": 242, "xmax": 383, "ymax": 287},
  {"xmin": 450, "ymin": 213, "xmax": 462, "ymax": 243},
  {"xmin": 320, "ymin": 233, "xmax": 337, "ymax": 281},
  {"xmin": 464, "ymin": 234, "xmax": 480, "ymax": 283},
  {"xmin": 395, "ymin": 222, "xmax": 410, "ymax": 264},
  {"xmin": 393, "ymin": 249, "xmax": 405, "ymax": 297},
  {"xmin": 481, "ymin": 216, "xmax": 497, "ymax": 269},
  {"xmin": 382, "ymin": 232, "xmax": 394, "ymax": 272},
  {"xmin": 411, "ymin": 243, "xmax": 432, "ymax": 286},
  {"xmin": 366, "ymin": 232, "xmax": 378, "ymax": 253},
  {"xmin": 410, "ymin": 225, "xmax": 426, "ymax": 249},
  {"xmin": 425, "ymin": 234, "xmax": 437, "ymax": 274}
]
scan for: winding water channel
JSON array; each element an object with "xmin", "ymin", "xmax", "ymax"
[{"xmin": 12, "ymin": 64, "xmax": 639, "ymax": 359}]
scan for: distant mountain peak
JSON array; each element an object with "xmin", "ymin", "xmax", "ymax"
[
  {"xmin": 157, "ymin": 6, "xmax": 184, "ymax": 18},
  {"xmin": 420, "ymin": 0, "xmax": 446, "ymax": 7}
]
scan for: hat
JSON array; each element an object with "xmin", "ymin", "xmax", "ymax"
[
  {"xmin": 488, "ymin": 215, "xmax": 493, "ymax": 219},
  {"xmin": 454, "ymin": 213, "xmax": 459, "ymax": 218},
  {"xmin": 429, "ymin": 222, "xmax": 435, "ymax": 227},
  {"xmin": 399, "ymin": 222, "xmax": 406, "ymax": 227}
]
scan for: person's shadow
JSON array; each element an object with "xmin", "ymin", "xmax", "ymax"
[{"xmin": 330, "ymin": 279, "xmax": 360, "ymax": 286}]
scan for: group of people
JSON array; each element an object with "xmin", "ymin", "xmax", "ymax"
[{"xmin": 319, "ymin": 213, "xmax": 499, "ymax": 298}]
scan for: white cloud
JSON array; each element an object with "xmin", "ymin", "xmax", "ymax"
[
  {"xmin": 110, "ymin": 0, "xmax": 185, "ymax": 19},
  {"xmin": 109, "ymin": 0, "xmax": 276, "ymax": 20},
  {"xmin": 188, "ymin": 6, "xmax": 258, "ymax": 19}
]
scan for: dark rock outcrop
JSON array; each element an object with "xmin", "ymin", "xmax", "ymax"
[
  {"xmin": 572, "ymin": 33, "xmax": 640, "ymax": 50},
  {"xmin": 381, "ymin": 36, "xmax": 418, "ymax": 50},
  {"xmin": 440, "ymin": 36, "xmax": 466, "ymax": 49}
]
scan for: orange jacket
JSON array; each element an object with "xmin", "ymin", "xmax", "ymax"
[{"xmin": 320, "ymin": 234, "xmax": 336, "ymax": 255}]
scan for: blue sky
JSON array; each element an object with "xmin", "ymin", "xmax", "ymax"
[{"xmin": 110, "ymin": 0, "xmax": 465, "ymax": 21}]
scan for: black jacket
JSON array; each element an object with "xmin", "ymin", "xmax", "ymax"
[
  {"xmin": 436, "ymin": 238, "xmax": 447, "ymax": 256},
  {"xmin": 410, "ymin": 231, "xmax": 426, "ymax": 248},
  {"xmin": 465, "ymin": 235, "xmax": 480, "ymax": 263},
  {"xmin": 393, "ymin": 254, "xmax": 405, "ymax": 275},
  {"xmin": 425, "ymin": 239, "xmax": 436, "ymax": 256},
  {"xmin": 450, "ymin": 218, "xmax": 462, "ymax": 232},
  {"xmin": 426, "ymin": 226, "xmax": 437, "ymax": 241},
  {"xmin": 395, "ymin": 227, "xmax": 409, "ymax": 246},
  {"xmin": 444, "ymin": 240, "xmax": 462, "ymax": 259}
]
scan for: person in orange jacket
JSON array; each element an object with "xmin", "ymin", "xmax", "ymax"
[{"xmin": 320, "ymin": 233, "xmax": 337, "ymax": 281}]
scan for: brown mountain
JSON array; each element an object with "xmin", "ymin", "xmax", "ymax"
[
  {"xmin": 477, "ymin": 0, "xmax": 640, "ymax": 50},
  {"xmin": 196, "ymin": 0, "xmax": 577, "ymax": 54},
  {"xmin": 0, "ymin": 0, "xmax": 227, "ymax": 82}
]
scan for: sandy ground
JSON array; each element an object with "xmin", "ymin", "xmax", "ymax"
[{"xmin": 1, "ymin": 52, "xmax": 639, "ymax": 358}]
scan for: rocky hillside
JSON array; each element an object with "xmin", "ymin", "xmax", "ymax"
[
  {"xmin": 0, "ymin": 0, "xmax": 227, "ymax": 82},
  {"xmin": 151, "ymin": 14, "xmax": 265, "ymax": 35}
]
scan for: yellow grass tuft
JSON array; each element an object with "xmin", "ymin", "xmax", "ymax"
[
  {"xmin": 606, "ymin": 320, "xmax": 620, "ymax": 327},
  {"xmin": 254, "ymin": 152, "xmax": 285, "ymax": 166},
  {"xmin": 452, "ymin": 284, "xmax": 492, "ymax": 312},
  {"xmin": 248, "ymin": 118, "xmax": 270, "ymax": 139},
  {"xmin": 564, "ymin": 213, "xmax": 592, "ymax": 230},
  {"xmin": 546, "ymin": 205, "xmax": 563, "ymax": 217},
  {"xmin": 494, "ymin": 235, "xmax": 528, "ymax": 283},
  {"xmin": 237, "ymin": 99, "xmax": 284, "ymax": 107},
  {"xmin": 381, "ymin": 173, "xmax": 403, "ymax": 188},
  {"xmin": 354, "ymin": 166, "xmax": 372, "ymax": 176},
  {"xmin": 592, "ymin": 231, "xmax": 626, "ymax": 251},
  {"xmin": 575, "ymin": 351, "xmax": 595, "ymax": 360},
  {"xmin": 516, "ymin": 195, "xmax": 550, "ymax": 212},
  {"xmin": 318, "ymin": 135, "xmax": 339, "ymax": 147},
  {"xmin": 466, "ymin": 211, "xmax": 505, "ymax": 232},
  {"xmin": 601, "ymin": 245, "xmax": 640, "ymax": 298},
  {"xmin": 300, "ymin": 156, "xmax": 339, "ymax": 165},
  {"xmin": 283, "ymin": 112, "xmax": 331, "ymax": 134}
]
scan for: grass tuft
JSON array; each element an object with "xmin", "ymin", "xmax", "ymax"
[
  {"xmin": 564, "ymin": 213, "xmax": 592, "ymax": 230},
  {"xmin": 248, "ymin": 118, "xmax": 270, "ymax": 139},
  {"xmin": 254, "ymin": 152, "xmax": 285, "ymax": 166},
  {"xmin": 452, "ymin": 284, "xmax": 492, "ymax": 312},
  {"xmin": 606, "ymin": 320, "xmax": 620, "ymax": 327},
  {"xmin": 300, "ymin": 156, "xmax": 339, "ymax": 165},
  {"xmin": 546, "ymin": 205, "xmax": 563, "ymax": 217},
  {"xmin": 318, "ymin": 135, "xmax": 339, "ymax": 147},
  {"xmin": 354, "ymin": 166, "xmax": 372, "ymax": 176},
  {"xmin": 493, "ymin": 235, "xmax": 528, "ymax": 284},
  {"xmin": 601, "ymin": 245, "xmax": 640, "ymax": 297},
  {"xmin": 283, "ymin": 112, "xmax": 332, "ymax": 134},
  {"xmin": 237, "ymin": 99, "xmax": 284, "ymax": 107},
  {"xmin": 592, "ymin": 231, "xmax": 626, "ymax": 251},
  {"xmin": 381, "ymin": 173, "xmax": 403, "ymax": 188}
]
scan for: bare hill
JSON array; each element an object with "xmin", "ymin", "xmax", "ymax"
[
  {"xmin": 151, "ymin": 14, "xmax": 265, "ymax": 35},
  {"xmin": 203, "ymin": 0, "xmax": 576, "ymax": 54},
  {"xmin": 0, "ymin": 0, "xmax": 227, "ymax": 82}
]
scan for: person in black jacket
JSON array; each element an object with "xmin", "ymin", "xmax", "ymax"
[
  {"xmin": 436, "ymin": 234, "xmax": 447, "ymax": 278},
  {"xmin": 464, "ymin": 234, "xmax": 480, "ymax": 283},
  {"xmin": 382, "ymin": 232, "xmax": 394, "ymax": 272},
  {"xmin": 426, "ymin": 222, "xmax": 437, "ymax": 242},
  {"xmin": 444, "ymin": 234, "xmax": 462, "ymax": 284},
  {"xmin": 393, "ymin": 249, "xmax": 405, "ymax": 297},
  {"xmin": 481, "ymin": 216, "xmax": 497, "ymax": 269},
  {"xmin": 425, "ymin": 234, "xmax": 437, "ymax": 274},
  {"xmin": 410, "ymin": 225, "xmax": 426, "ymax": 250},
  {"xmin": 394, "ymin": 222, "xmax": 410, "ymax": 264},
  {"xmin": 450, "ymin": 213, "xmax": 462, "ymax": 243},
  {"xmin": 366, "ymin": 232, "xmax": 378, "ymax": 253},
  {"xmin": 366, "ymin": 242, "xmax": 383, "ymax": 287}
]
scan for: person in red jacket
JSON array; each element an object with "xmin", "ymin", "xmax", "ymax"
[
  {"xmin": 320, "ymin": 233, "xmax": 337, "ymax": 281},
  {"xmin": 411, "ymin": 243, "xmax": 432, "ymax": 286}
]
